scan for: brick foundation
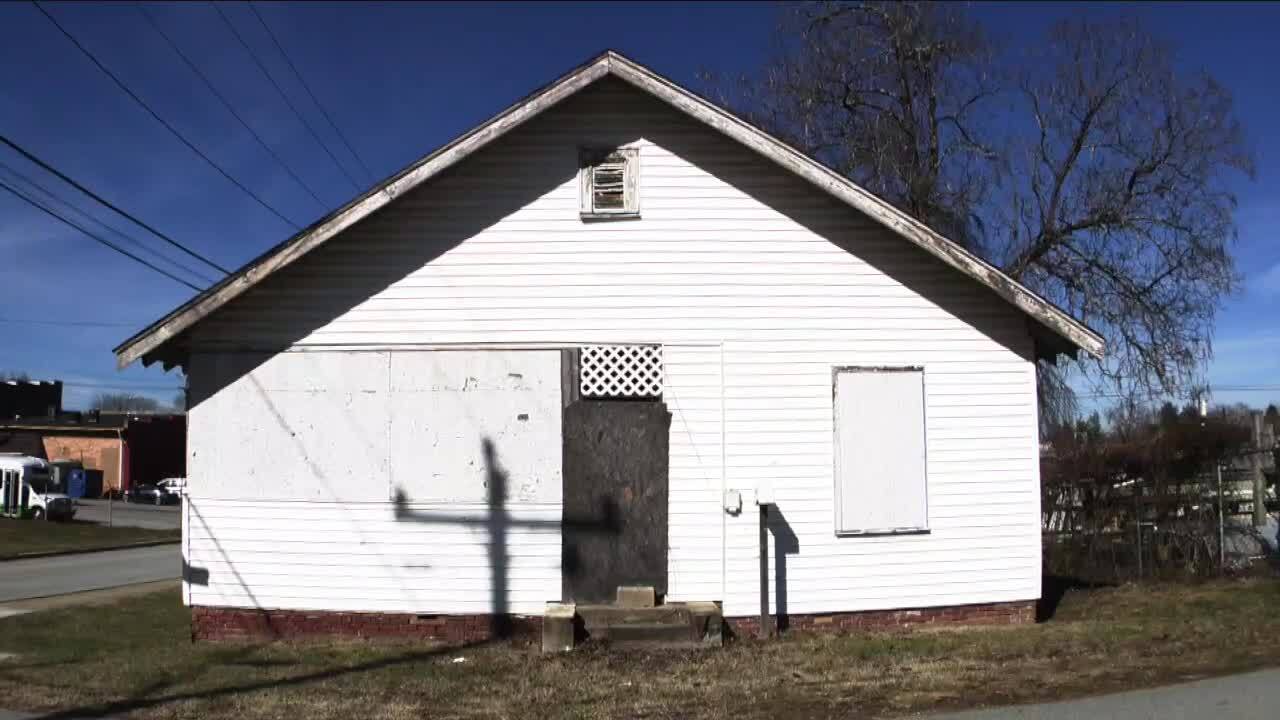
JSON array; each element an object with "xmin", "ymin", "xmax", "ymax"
[
  {"xmin": 191, "ymin": 606, "xmax": 541, "ymax": 644},
  {"xmin": 192, "ymin": 599, "xmax": 1033, "ymax": 642},
  {"xmin": 726, "ymin": 599, "xmax": 1035, "ymax": 637}
]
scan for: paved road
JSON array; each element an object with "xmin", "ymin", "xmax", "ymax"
[
  {"xmin": 926, "ymin": 668, "xmax": 1280, "ymax": 719},
  {"xmin": 0, "ymin": 545, "xmax": 178, "ymax": 603},
  {"xmin": 73, "ymin": 499, "xmax": 180, "ymax": 530}
]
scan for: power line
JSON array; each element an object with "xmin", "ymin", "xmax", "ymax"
[
  {"xmin": 63, "ymin": 381, "xmax": 183, "ymax": 391},
  {"xmin": 0, "ymin": 157, "xmax": 218, "ymax": 286},
  {"xmin": 0, "ymin": 133, "xmax": 230, "ymax": 276},
  {"xmin": 31, "ymin": 1, "xmax": 302, "ymax": 230},
  {"xmin": 248, "ymin": 1, "xmax": 375, "ymax": 185},
  {"xmin": 0, "ymin": 176, "xmax": 203, "ymax": 291},
  {"xmin": 135, "ymin": 2, "xmax": 328, "ymax": 211},
  {"xmin": 210, "ymin": 2, "xmax": 361, "ymax": 192}
]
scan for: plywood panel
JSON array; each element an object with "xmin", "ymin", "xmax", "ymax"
[{"xmin": 834, "ymin": 368, "xmax": 927, "ymax": 534}]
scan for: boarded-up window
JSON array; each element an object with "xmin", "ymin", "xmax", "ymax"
[
  {"xmin": 580, "ymin": 147, "xmax": 638, "ymax": 217},
  {"xmin": 833, "ymin": 367, "xmax": 928, "ymax": 535}
]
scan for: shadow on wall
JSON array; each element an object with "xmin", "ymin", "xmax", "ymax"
[
  {"xmin": 181, "ymin": 376, "xmax": 421, "ymax": 639},
  {"xmin": 392, "ymin": 437, "xmax": 621, "ymax": 640},
  {"xmin": 767, "ymin": 506, "xmax": 799, "ymax": 632},
  {"xmin": 184, "ymin": 125, "xmax": 582, "ymax": 409},
  {"xmin": 186, "ymin": 77, "xmax": 1036, "ymax": 411}
]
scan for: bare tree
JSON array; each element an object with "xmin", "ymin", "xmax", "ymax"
[
  {"xmin": 715, "ymin": 2, "xmax": 999, "ymax": 251},
  {"xmin": 90, "ymin": 392, "xmax": 160, "ymax": 412},
  {"xmin": 719, "ymin": 4, "xmax": 1254, "ymax": 401},
  {"xmin": 0, "ymin": 370, "xmax": 31, "ymax": 382},
  {"xmin": 1000, "ymin": 18, "xmax": 1253, "ymax": 394}
]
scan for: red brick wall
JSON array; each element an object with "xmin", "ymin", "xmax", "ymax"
[
  {"xmin": 191, "ymin": 606, "xmax": 541, "ymax": 644},
  {"xmin": 41, "ymin": 435, "xmax": 121, "ymax": 494},
  {"xmin": 192, "ymin": 600, "xmax": 1033, "ymax": 642},
  {"xmin": 727, "ymin": 600, "xmax": 1035, "ymax": 637}
]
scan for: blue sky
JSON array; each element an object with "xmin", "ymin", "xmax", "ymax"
[{"xmin": 0, "ymin": 2, "xmax": 1275, "ymax": 411}]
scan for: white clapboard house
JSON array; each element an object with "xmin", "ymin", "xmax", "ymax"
[{"xmin": 115, "ymin": 51, "xmax": 1102, "ymax": 642}]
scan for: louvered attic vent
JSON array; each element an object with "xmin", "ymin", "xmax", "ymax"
[{"xmin": 580, "ymin": 147, "xmax": 638, "ymax": 218}]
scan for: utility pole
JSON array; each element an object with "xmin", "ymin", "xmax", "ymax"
[
  {"xmin": 1134, "ymin": 482, "xmax": 1143, "ymax": 579},
  {"xmin": 1217, "ymin": 462, "xmax": 1225, "ymax": 572},
  {"xmin": 1251, "ymin": 412, "xmax": 1266, "ymax": 528},
  {"xmin": 1198, "ymin": 396, "xmax": 1224, "ymax": 572}
]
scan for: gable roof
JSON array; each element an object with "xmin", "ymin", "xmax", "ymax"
[{"xmin": 115, "ymin": 50, "xmax": 1104, "ymax": 369}]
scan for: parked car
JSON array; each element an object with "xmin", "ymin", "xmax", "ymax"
[
  {"xmin": 156, "ymin": 477, "xmax": 186, "ymax": 500},
  {"xmin": 124, "ymin": 483, "xmax": 176, "ymax": 505},
  {"xmin": 0, "ymin": 454, "xmax": 76, "ymax": 521}
]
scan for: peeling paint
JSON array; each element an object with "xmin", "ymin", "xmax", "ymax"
[{"xmin": 189, "ymin": 350, "xmax": 561, "ymax": 504}]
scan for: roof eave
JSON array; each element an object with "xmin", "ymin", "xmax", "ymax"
[
  {"xmin": 115, "ymin": 49, "xmax": 1104, "ymax": 369},
  {"xmin": 114, "ymin": 52, "xmax": 616, "ymax": 369},
  {"xmin": 603, "ymin": 53, "xmax": 1105, "ymax": 360}
]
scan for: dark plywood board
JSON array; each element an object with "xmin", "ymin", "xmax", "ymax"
[{"xmin": 561, "ymin": 400, "xmax": 670, "ymax": 603}]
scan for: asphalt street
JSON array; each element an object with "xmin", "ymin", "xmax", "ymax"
[
  {"xmin": 0, "ymin": 545, "xmax": 179, "ymax": 603},
  {"xmin": 72, "ymin": 499, "xmax": 180, "ymax": 530},
  {"xmin": 924, "ymin": 668, "xmax": 1280, "ymax": 720}
]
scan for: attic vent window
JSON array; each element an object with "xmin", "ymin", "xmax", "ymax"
[{"xmin": 580, "ymin": 147, "xmax": 639, "ymax": 219}]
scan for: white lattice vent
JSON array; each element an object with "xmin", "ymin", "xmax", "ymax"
[{"xmin": 579, "ymin": 345, "xmax": 663, "ymax": 399}]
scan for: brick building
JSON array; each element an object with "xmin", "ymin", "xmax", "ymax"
[
  {"xmin": 0, "ymin": 380, "xmax": 62, "ymax": 419},
  {"xmin": 0, "ymin": 413, "xmax": 185, "ymax": 495}
]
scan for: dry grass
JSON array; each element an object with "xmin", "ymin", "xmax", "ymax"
[
  {"xmin": 0, "ymin": 519, "xmax": 178, "ymax": 560},
  {"xmin": 0, "ymin": 579, "xmax": 1277, "ymax": 719}
]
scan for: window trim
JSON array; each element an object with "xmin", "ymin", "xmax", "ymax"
[
  {"xmin": 831, "ymin": 365, "xmax": 931, "ymax": 537},
  {"xmin": 579, "ymin": 147, "xmax": 639, "ymax": 219}
]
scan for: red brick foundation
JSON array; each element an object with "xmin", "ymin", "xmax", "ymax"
[
  {"xmin": 192, "ymin": 599, "xmax": 1033, "ymax": 642},
  {"xmin": 727, "ymin": 599, "xmax": 1035, "ymax": 637},
  {"xmin": 191, "ymin": 606, "xmax": 541, "ymax": 644}
]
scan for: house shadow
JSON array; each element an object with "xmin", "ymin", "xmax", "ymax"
[{"xmin": 1037, "ymin": 575, "xmax": 1114, "ymax": 622}]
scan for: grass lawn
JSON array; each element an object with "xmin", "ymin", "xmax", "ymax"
[
  {"xmin": 0, "ymin": 519, "xmax": 179, "ymax": 560},
  {"xmin": 0, "ymin": 579, "xmax": 1277, "ymax": 719}
]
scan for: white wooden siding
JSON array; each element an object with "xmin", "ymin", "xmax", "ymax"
[
  {"xmin": 185, "ymin": 499, "xmax": 561, "ymax": 614},
  {"xmin": 187, "ymin": 78, "xmax": 1040, "ymax": 617}
]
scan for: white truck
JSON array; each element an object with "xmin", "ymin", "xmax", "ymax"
[{"xmin": 0, "ymin": 454, "xmax": 76, "ymax": 521}]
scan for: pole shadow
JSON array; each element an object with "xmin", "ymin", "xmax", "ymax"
[
  {"xmin": 393, "ymin": 437, "xmax": 620, "ymax": 640},
  {"xmin": 767, "ymin": 506, "xmax": 799, "ymax": 632}
]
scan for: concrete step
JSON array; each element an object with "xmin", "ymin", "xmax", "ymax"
[
  {"xmin": 605, "ymin": 622, "xmax": 700, "ymax": 648},
  {"xmin": 577, "ymin": 604, "xmax": 689, "ymax": 630},
  {"xmin": 572, "ymin": 601, "xmax": 723, "ymax": 649}
]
